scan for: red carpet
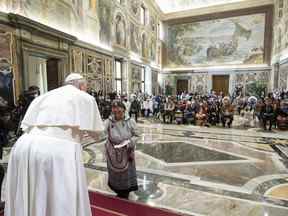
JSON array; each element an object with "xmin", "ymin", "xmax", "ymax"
[
  {"xmin": 89, "ymin": 191, "xmax": 183, "ymax": 216},
  {"xmin": 0, "ymin": 191, "xmax": 183, "ymax": 216}
]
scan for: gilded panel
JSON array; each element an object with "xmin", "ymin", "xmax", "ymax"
[
  {"xmin": 130, "ymin": 64, "xmax": 142, "ymax": 93},
  {"xmin": 86, "ymin": 55, "xmax": 104, "ymax": 92}
]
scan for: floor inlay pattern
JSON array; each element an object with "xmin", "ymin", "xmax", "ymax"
[
  {"xmin": 1, "ymin": 121, "xmax": 288, "ymax": 215},
  {"xmin": 83, "ymin": 121, "xmax": 288, "ymax": 215}
]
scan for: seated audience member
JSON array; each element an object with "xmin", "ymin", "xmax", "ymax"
[
  {"xmin": 196, "ymin": 102, "xmax": 208, "ymax": 126},
  {"xmin": 184, "ymin": 101, "xmax": 196, "ymax": 124},
  {"xmin": 221, "ymin": 97, "xmax": 234, "ymax": 128},
  {"xmin": 163, "ymin": 98, "xmax": 175, "ymax": 124},
  {"xmin": 262, "ymin": 97, "xmax": 275, "ymax": 131},
  {"xmin": 207, "ymin": 100, "xmax": 219, "ymax": 126},
  {"xmin": 276, "ymin": 99, "xmax": 288, "ymax": 130}
]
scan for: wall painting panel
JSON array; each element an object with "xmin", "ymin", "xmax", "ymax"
[{"xmin": 167, "ymin": 13, "xmax": 266, "ymax": 67}]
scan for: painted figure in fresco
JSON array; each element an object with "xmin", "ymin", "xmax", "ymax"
[
  {"xmin": 130, "ymin": 0, "xmax": 139, "ymax": 16},
  {"xmin": 141, "ymin": 34, "xmax": 146, "ymax": 57},
  {"xmin": 150, "ymin": 39, "xmax": 156, "ymax": 61},
  {"xmin": 99, "ymin": 0, "xmax": 111, "ymax": 45},
  {"xmin": 115, "ymin": 14, "xmax": 126, "ymax": 46},
  {"xmin": 130, "ymin": 22, "xmax": 139, "ymax": 53},
  {"xmin": 206, "ymin": 22, "xmax": 252, "ymax": 60}
]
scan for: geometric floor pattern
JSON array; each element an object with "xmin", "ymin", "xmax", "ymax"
[
  {"xmin": 84, "ymin": 120, "xmax": 288, "ymax": 216},
  {"xmin": 1, "ymin": 120, "xmax": 288, "ymax": 215}
]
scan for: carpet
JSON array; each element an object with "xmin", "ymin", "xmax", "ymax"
[{"xmin": 0, "ymin": 191, "xmax": 183, "ymax": 216}]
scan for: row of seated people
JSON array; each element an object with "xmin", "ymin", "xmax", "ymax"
[
  {"xmin": 88, "ymin": 90, "xmax": 288, "ymax": 130},
  {"xmin": 160, "ymin": 96, "xmax": 234, "ymax": 128},
  {"xmin": 255, "ymin": 97, "xmax": 288, "ymax": 130},
  {"xmin": 136, "ymin": 95, "xmax": 288, "ymax": 130}
]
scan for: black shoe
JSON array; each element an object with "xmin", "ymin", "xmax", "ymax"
[{"xmin": 0, "ymin": 201, "xmax": 5, "ymax": 212}]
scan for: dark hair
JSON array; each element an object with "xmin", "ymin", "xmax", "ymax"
[{"xmin": 111, "ymin": 100, "xmax": 126, "ymax": 110}]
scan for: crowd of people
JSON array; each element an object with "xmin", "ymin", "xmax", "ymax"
[
  {"xmin": 91, "ymin": 89, "xmax": 288, "ymax": 131},
  {"xmin": 1, "ymin": 73, "xmax": 288, "ymax": 216}
]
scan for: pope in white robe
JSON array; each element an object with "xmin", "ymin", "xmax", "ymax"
[{"xmin": 5, "ymin": 73, "xmax": 104, "ymax": 216}]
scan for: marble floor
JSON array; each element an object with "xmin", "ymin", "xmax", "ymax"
[
  {"xmin": 1, "ymin": 120, "xmax": 288, "ymax": 215},
  {"xmin": 83, "ymin": 120, "xmax": 288, "ymax": 216}
]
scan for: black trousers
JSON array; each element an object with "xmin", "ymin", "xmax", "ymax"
[
  {"xmin": 163, "ymin": 111, "xmax": 174, "ymax": 123},
  {"xmin": 129, "ymin": 111, "xmax": 138, "ymax": 122},
  {"xmin": 263, "ymin": 116, "xmax": 273, "ymax": 130},
  {"xmin": 0, "ymin": 165, "xmax": 4, "ymax": 200}
]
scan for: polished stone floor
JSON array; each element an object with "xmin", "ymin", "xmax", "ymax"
[
  {"xmin": 1, "ymin": 119, "xmax": 288, "ymax": 215},
  {"xmin": 83, "ymin": 119, "xmax": 288, "ymax": 216}
]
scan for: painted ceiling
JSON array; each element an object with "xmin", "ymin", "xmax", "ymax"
[{"xmin": 154, "ymin": 0, "xmax": 248, "ymax": 13}]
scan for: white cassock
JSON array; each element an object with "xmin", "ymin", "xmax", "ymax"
[{"xmin": 5, "ymin": 85, "xmax": 104, "ymax": 216}]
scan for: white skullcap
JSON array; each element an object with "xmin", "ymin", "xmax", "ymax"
[{"xmin": 65, "ymin": 73, "xmax": 84, "ymax": 82}]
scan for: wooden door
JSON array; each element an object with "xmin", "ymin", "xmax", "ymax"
[
  {"xmin": 177, "ymin": 79, "xmax": 188, "ymax": 95},
  {"xmin": 212, "ymin": 75, "xmax": 229, "ymax": 96},
  {"xmin": 46, "ymin": 58, "xmax": 59, "ymax": 91}
]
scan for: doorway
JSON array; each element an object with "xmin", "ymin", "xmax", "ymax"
[
  {"xmin": 46, "ymin": 58, "xmax": 59, "ymax": 91},
  {"xmin": 212, "ymin": 75, "xmax": 229, "ymax": 96},
  {"xmin": 26, "ymin": 56, "xmax": 60, "ymax": 93},
  {"xmin": 177, "ymin": 79, "xmax": 188, "ymax": 95}
]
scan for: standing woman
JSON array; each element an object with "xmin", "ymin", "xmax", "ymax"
[{"xmin": 105, "ymin": 100, "xmax": 139, "ymax": 199}]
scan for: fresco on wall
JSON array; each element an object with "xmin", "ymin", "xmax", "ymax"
[
  {"xmin": 130, "ymin": 22, "xmax": 140, "ymax": 53},
  {"xmin": 98, "ymin": 0, "xmax": 113, "ymax": 45},
  {"xmin": 150, "ymin": 15, "xmax": 157, "ymax": 32},
  {"xmin": 130, "ymin": 0, "xmax": 140, "ymax": 18},
  {"xmin": 115, "ymin": 13, "xmax": 126, "ymax": 47},
  {"xmin": 0, "ymin": 0, "xmax": 159, "ymax": 62},
  {"xmin": 150, "ymin": 38, "xmax": 156, "ymax": 61},
  {"xmin": 152, "ymin": 70, "xmax": 158, "ymax": 95},
  {"xmin": 167, "ymin": 13, "xmax": 266, "ymax": 67},
  {"xmin": 273, "ymin": 0, "xmax": 288, "ymax": 56},
  {"xmin": 130, "ymin": 64, "xmax": 142, "ymax": 93},
  {"xmin": 141, "ymin": 34, "xmax": 147, "ymax": 57}
]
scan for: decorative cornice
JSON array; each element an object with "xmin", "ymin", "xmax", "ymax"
[
  {"xmin": 145, "ymin": 0, "xmax": 164, "ymax": 19},
  {"xmin": 74, "ymin": 40, "xmax": 113, "ymax": 57},
  {"xmin": 162, "ymin": 0, "xmax": 274, "ymax": 21},
  {"xmin": 8, "ymin": 13, "xmax": 77, "ymax": 43},
  {"xmin": 162, "ymin": 64, "xmax": 271, "ymax": 74}
]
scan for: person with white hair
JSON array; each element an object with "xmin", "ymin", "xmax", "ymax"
[{"xmin": 5, "ymin": 73, "xmax": 104, "ymax": 216}]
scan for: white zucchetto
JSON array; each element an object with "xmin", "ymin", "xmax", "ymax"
[{"xmin": 65, "ymin": 73, "xmax": 84, "ymax": 82}]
